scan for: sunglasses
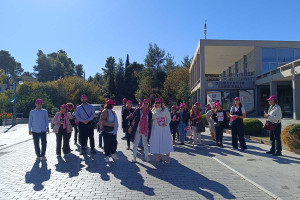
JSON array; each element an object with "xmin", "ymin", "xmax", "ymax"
[{"xmin": 155, "ymin": 102, "xmax": 161, "ymax": 104}]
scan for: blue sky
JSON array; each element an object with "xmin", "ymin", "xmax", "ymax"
[{"xmin": 1, "ymin": 0, "xmax": 300, "ymax": 78}]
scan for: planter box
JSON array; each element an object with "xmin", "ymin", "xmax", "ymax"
[{"xmin": 2, "ymin": 118, "xmax": 29, "ymax": 126}]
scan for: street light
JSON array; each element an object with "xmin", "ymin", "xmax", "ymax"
[{"xmin": 11, "ymin": 70, "xmax": 23, "ymax": 126}]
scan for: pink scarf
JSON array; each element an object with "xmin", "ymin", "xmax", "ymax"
[
  {"xmin": 139, "ymin": 108, "xmax": 149, "ymax": 136},
  {"xmin": 59, "ymin": 113, "xmax": 67, "ymax": 129}
]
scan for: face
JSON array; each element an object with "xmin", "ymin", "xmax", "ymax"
[
  {"xmin": 193, "ymin": 107, "xmax": 198, "ymax": 112},
  {"xmin": 35, "ymin": 103, "xmax": 43, "ymax": 109},
  {"xmin": 142, "ymin": 102, "xmax": 149, "ymax": 109},
  {"xmin": 234, "ymin": 100, "xmax": 240, "ymax": 105},
  {"xmin": 216, "ymin": 105, "xmax": 221, "ymax": 110},
  {"xmin": 155, "ymin": 102, "xmax": 161, "ymax": 108},
  {"xmin": 268, "ymin": 100, "xmax": 274, "ymax": 105},
  {"xmin": 126, "ymin": 103, "xmax": 132, "ymax": 108},
  {"xmin": 61, "ymin": 107, "xmax": 67, "ymax": 113},
  {"xmin": 172, "ymin": 108, "xmax": 176, "ymax": 112},
  {"xmin": 81, "ymin": 97, "xmax": 87, "ymax": 103}
]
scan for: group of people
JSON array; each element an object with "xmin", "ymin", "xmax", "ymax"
[{"xmin": 28, "ymin": 93, "xmax": 283, "ymax": 162}]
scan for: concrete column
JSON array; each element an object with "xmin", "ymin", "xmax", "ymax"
[
  {"xmin": 199, "ymin": 44, "xmax": 206, "ymax": 114},
  {"xmin": 292, "ymin": 74, "xmax": 300, "ymax": 120},
  {"xmin": 255, "ymin": 86, "xmax": 261, "ymax": 116},
  {"xmin": 270, "ymin": 81, "xmax": 278, "ymax": 97}
]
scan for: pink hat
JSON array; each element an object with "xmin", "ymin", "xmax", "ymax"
[
  {"xmin": 155, "ymin": 98, "xmax": 162, "ymax": 103},
  {"xmin": 171, "ymin": 105, "xmax": 177, "ymax": 109},
  {"xmin": 122, "ymin": 98, "xmax": 127, "ymax": 102},
  {"xmin": 206, "ymin": 104, "xmax": 211, "ymax": 108},
  {"xmin": 81, "ymin": 94, "xmax": 87, "ymax": 99},
  {"xmin": 194, "ymin": 102, "xmax": 200, "ymax": 106},
  {"xmin": 60, "ymin": 104, "xmax": 69, "ymax": 110},
  {"xmin": 180, "ymin": 103, "xmax": 185, "ymax": 108},
  {"xmin": 234, "ymin": 97, "xmax": 240, "ymax": 101},
  {"xmin": 35, "ymin": 98, "xmax": 43, "ymax": 104},
  {"xmin": 105, "ymin": 99, "xmax": 115, "ymax": 105},
  {"xmin": 214, "ymin": 102, "xmax": 221, "ymax": 107},
  {"xmin": 127, "ymin": 100, "xmax": 133, "ymax": 104},
  {"xmin": 267, "ymin": 96, "xmax": 277, "ymax": 101},
  {"xmin": 143, "ymin": 99, "xmax": 150, "ymax": 104}
]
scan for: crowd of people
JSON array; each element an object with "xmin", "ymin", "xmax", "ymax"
[{"xmin": 28, "ymin": 94, "xmax": 283, "ymax": 163}]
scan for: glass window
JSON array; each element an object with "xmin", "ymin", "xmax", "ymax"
[
  {"xmin": 262, "ymin": 63, "xmax": 269, "ymax": 73},
  {"xmin": 295, "ymin": 49, "xmax": 300, "ymax": 60},
  {"xmin": 262, "ymin": 48, "xmax": 277, "ymax": 62},
  {"xmin": 269, "ymin": 63, "xmax": 278, "ymax": 70},
  {"xmin": 277, "ymin": 48, "xmax": 294, "ymax": 62}
]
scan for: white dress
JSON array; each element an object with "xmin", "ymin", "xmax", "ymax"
[{"xmin": 150, "ymin": 108, "xmax": 174, "ymax": 154}]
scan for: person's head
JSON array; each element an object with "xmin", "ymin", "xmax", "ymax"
[
  {"xmin": 234, "ymin": 97, "xmax": 242, "ymax": 107},
  {"xmin": 142, "ymin": 99, "xmax": 150, "ymax": 110},
  {"xmin": 171, "ymin": 105, "xmax": 177, "ymax": 112},
  {"xmin": 122, "ymin": 98, "xmax": 127, "ymax": 106},
  {"xmin": 74, "ymin": 104, "xmax": 79, "ymax": 111},
  {"xmin": 81, "ymin": 94, "xmax": 88, "ymax": 104},
  {"xmin": 100, "ymin": 104, "xmax": 104, "ymax": 112},
  {"xmin": 154, "ymin": 98, "xmax": 162, "ymax": 109},
  {"xmin": 35, "ymin": 98, "xmax": 43, "ymax": 110},
  {"xmin": 191, "ymin": 105, "xmax": 199, "ymax": 115},
  {"xmin": 66, "ymin": 103, "xmax": 74, "ymax": 111},
  {"xmin": 214, "ymin": 102, "xmax": 222, "ymax": 111},
  {"xmin": 105, "ymin": 99, "xmax": 115, "ymax": 109},
  {"xmin": 180, "ymin": 103, "xmax": 185, "ymax": 111},
  {"xmin": 126, "ymin": 100, "xmax": 133, "ymax": 109},
  {"xmin": 194, "ymin": 102, "xmax": 200, "ymax": 108},
  {"xmin": 267, "ymin": 96, "xmax": 277, "ymax": 106},
  {"xmin": 206, "ymin": 104, "xmax": 211, "ymax": 110},
  {"xmin": 60, "ymin": 104, "xmax": 68, "ymax": 114}
]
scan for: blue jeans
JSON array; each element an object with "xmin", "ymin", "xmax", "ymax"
[
  {"xmin": 32, "ymin": 132, "xmax": 47, "ymax": 157},
  {"xmin": 178, "ymin": 122, "xmax": 186, "ymax": 143}
]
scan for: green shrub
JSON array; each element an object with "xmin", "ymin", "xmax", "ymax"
[
  {"xmin": 0, "ymin": 118, "xmax": 2, "ymax": 126},
  {"xmin": 282, "ymin": 124, "xmax": 300, "ymax": 151},
  {"xmin": 202, "ymin": 113, "xmax": 208, "ymax": 125},
  {"xmin": 243, "ymin": 118, "xmax": 264, "ymax": 136}
]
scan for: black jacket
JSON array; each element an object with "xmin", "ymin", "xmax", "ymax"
[
  {"xmin": 178, "ymin": 110, "xmax": 189, "ymax": 126},
  {"xmin": 122, "ymin": 107, "xmax": 135, "ymax": 132},
  {"xmin": 130, "ymin": 108, "xmax": 153, "ymax": 140},
  {"xmin": 212, "ymin": 110, "xmax": 228, "ymax": 127}
]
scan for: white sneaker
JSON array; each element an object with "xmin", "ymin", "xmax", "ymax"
[
  {"xmin": 41, "ymin": 156, "xmax": 47, "ymax": 161},
  {"xmin": 112, "ymin": 154, "xmax": 118, "ymax": 160},
  {"xmin": 36, "ymin": 157, "xmax": 40, "ymax": 162},
  {"xmin": 105, "ymin": 157, "xmax": 110, "ymax": 163},
  {"xmin": 145, "ymin": 157, "xmax": 150, "ymax": 162}
]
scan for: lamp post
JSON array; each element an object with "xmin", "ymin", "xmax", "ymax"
[{"xmin": 11, "ymin": 70, "xmax": 23, "ymax": 126}]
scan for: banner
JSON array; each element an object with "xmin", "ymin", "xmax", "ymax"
[
  {"xmin": 207, "ymin": 91, "xmax": 222, "ymax": 106},
  {"xmin": 11, "ymin": 83, "xmax": 16, "ymax": 103},
  {"xmin": 239, "ymin": 90, "xmax": 255, "ymax": 114}
]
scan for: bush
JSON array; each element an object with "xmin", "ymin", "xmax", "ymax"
[
  {"xmin": 0, "ymin": 118, "xmax": 2, "ymax": 126},
  {"xmin": 282, "ymin": 124, "xmax": 300, "ymax": 151},
  {"xmin": 243, "ymin": 118, "xmax": 264, "ymax": 136}
]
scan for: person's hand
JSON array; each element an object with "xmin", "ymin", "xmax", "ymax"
[
  {"xmin": 128, "ymin": 113, "xmax": 133, "ymax": 118},
  {"xmin": 29, "ymin": 131, "xmax": 32, "ymax": 135},
  {"xmin": 97, "ymin": 121, "xmax": 101, "ymax": 126},
  {"xmin": 162, "ymin": 123, "xmax": 167, "ymax": 127},
  {"xmin": 264, "ymin": 114, "xmax": 269, "ymax": 118}
]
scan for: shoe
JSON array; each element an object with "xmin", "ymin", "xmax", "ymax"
[
  {"xmin": 121, "ymin": 136, "xmax": 126, "ymax": 140},
  {"xmin": 145, "ymin": 157, "xmax": 150, "ymax": 162},
  {"xmin": 132, "ymin": 157, "xmax": 137, "ymax": 163},
  {"xmin": 41, "ymin": 156, "xmax": 47, "ymax": 161},
  {"xmin": 232, "ymin": 147, "xmax": 238, "ymax": 150},
  {"xmin": 273, "ymin": 152, "xmax": 282, "ymax": 156},
  {"xmin": 99, "ymin": 145, "xmax": 102, "ymax": 148},
  {"xmin": 112, "ymin": 154, "xmax": 118, "ymax": 160},
  {"xmin": 105, "ymin": 157, "xmax": 110, "ymax": 163},
  {"xmin": 213, "ymin": 139, "xmax": 216, "ymax": 141},
  {"xmin": 266, "ymin": 151, "xmax": 274, "ymax": 154},
  {"xmin": 179, "ymin": 142, "xmax": 184, "ymax": 145},
  {"xmin": 127, "ymin": 147, "xmax": 130, "ymax": 150},
  {"xmin": 80, "ymin": 150, "xmax": 86, "ymax": 155},
  {"xmin": 36, "ymin": 157, "xmax": 41, "ymax": 162},
  {"xmin": 220, "ymin": 143, "xmax": 223, "ymax": 147},
  {"xmin": 216, "ymin": 143, "xmax": 220, "ymax": 146},
  {"xmin": 91, "ymin": 149, "xmax": 96, "ymax": 154},
  {"xmin": 74, "ymin": 141, "xmax": 77, "ymax": 145}
]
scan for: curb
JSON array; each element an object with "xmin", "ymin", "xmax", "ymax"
[{"xmin": 213, "ymin": 157, "xmax": 283, "ymax": 200}]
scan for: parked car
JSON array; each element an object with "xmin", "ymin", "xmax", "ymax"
[{"xmin": 91, "ymin": 104, "xmax": 101, "ymax": 128}]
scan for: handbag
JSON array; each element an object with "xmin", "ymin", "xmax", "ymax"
[
  {"xmin": 197, "ymin": 120, "xmax": 205, "ymax": 132},
  {"xmin": 103, "ymin": 110, "xmax": 115, "ymax": 133},
  {"xmin": 264, "ymin": 121, "xmax": 278, "ymax": 131}
]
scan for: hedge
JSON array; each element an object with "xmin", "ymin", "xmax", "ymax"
[
  {"xmin": 243, "ymin": 118, "xmax": 264, "ymax": 136},
  {"xmin": 202, "ymin": 113, "xmax": 208, "ymax": 125},
  {"xmin": 282, "ymin": 124, "xmax": 300, "ymax": 151}
]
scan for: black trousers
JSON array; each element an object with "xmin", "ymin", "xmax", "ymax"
[
  {"xmin": 74, "ymin": 126, "xmax": 80, "ymax": 143},
  {"xmin": 270, "ymin": 123, "xmax": 282, "ymax": 153},
  {"xmin": 231, "ymin": 120, "xmax": 247, "ymax": 149},
  {"xmin": 103, "ymin": 131, "xmax": 117, "ymax": 156},
  {"xmin": 32, "ymin": 132, "xmax": 47, "ymax": 157},
  {"xmin": 78, "ymin": 122, "xmax": 95, "ymax": 151},
  {"xmin": 126, "ymin": 132, "xmax": 131, "ymax": 147},
  {"xmin": 170, "ymin": 124, "xmax": 178, "ymax": 141},
  {"xmin": 215, "ymin": 126, "xmax": 224, "ymax": 144},
  {"xmin": 56, "ymin": 128, "xmax": 71, "ymax": 155}
]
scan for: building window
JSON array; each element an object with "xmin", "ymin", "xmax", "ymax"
[
  {"xmin": 278, "ymin": 48, "xmax": 294, "ymax": 63},
  {"xmin": 262, "ymin": 48, "xmax": 277, "ymax": 62}
]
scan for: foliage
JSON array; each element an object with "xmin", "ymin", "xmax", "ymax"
[
  {"xmin": 202, "ymin": 113, "xmax": 208, "ymax": 125},
  {"xmin": 282, "ymin": 124, "xmax": 300, "ymax": 151},
  {"xmin": 0, "ymin": 113, "xmax": 13, "ymax": 119},
  {"xmin": 243, "ymin": 118, "xmax": 264, "ymax": 136},
  {"xmin": 0, "ymin": 50, "xmax": 23, "ymax": 86},
  {"xmin": 102, "ymin": 56, "xmax": 116, "ymax": 99}
]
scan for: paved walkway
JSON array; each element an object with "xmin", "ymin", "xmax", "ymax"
[{"xmin": 0, "ymin": 107, "xmax": 299, "ymax": 200}]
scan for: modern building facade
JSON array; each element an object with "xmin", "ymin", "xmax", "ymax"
[{"xmin": 189, "ymin": 39, "xmax": 300, "ymax": 120}]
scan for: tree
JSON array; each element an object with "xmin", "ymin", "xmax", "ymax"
[
  {"xmin": 181, "ymin": 55, "xmax": 193, "ymax": 68},
  {"xmin": 164, "ymin": 53, "xmax": 176, "ymax": 75},
  {"xmin": 115, "ymin": 58, "xmax": 125, "ymax": 102},
  {"xmin": 144, "ymin": 43, "xmax": 165, "ymax": 71},
  {"xmin": 87, "ymin": 76, "xmax": 94, "ymax": 82},
  {"xmin": 102, "ymin": 56, "xmax": 116, "ymax": 99},
  {"xmin": 75, "ymin": 64, "xmax": 84, "ymax": 77},
  {"xmin": 0, "ymin": 50, "xmax": 23, "ymax": 89}
]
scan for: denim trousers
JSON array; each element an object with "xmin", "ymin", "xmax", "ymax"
[
  {"xmin": 32, "ymin": 131, "xmax": 47, "ymax": 157},
  {"xmin": 178, "ymin": 122, "xmax": 186, "ymax": 143}
]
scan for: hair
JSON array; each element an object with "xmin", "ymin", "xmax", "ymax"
[
  {"xmin": 190, "ymin": 105, "xmax": 199, "ymax": 116},
  {"xmin": 100, "ymin": 104, "xmax": 105, "ymax": 109},
  {"xmin": 274, "ymin": 99, "xmax": 278, "ymax": 104},
  {"xmin": 66, "ymin": 103, "xmax": 74, "ymax": 110},
  {"xmin": 152, "ymin": 103, "xmax": 165, "ymax": 112},
  {"xmin": 105, "ymin": 104, "xmax": 113, "ymax": 109}
]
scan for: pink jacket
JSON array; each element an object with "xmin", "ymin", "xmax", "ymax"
[{"xmin": 52, "ymin": 112, "xmax": 73, "ymax": 133}]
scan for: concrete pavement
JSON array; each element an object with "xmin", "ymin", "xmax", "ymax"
[{"xmin": 0, "ymin": 106, "xmax": 299, "ymax": 200}]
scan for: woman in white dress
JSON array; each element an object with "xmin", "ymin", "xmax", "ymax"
[{"xmin": 150, "ymin": 98, "xmax": 174, "ymax": 163}]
